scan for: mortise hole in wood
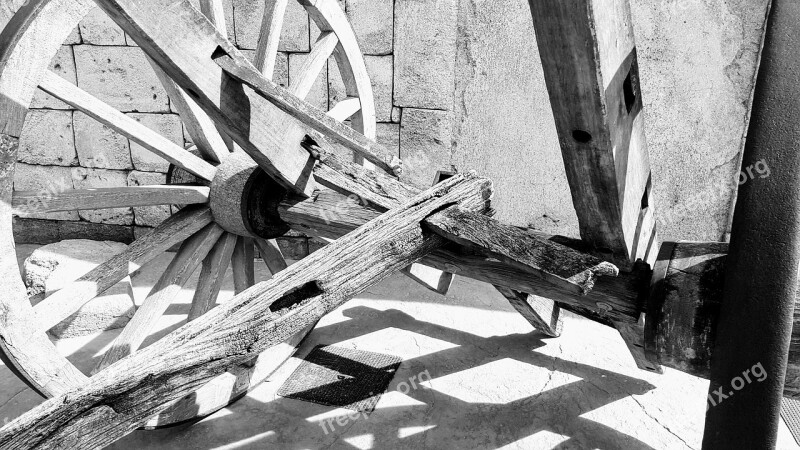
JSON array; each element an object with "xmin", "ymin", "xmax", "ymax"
[
  {"xmin": 269, "ymin": 281, "xmax": 325, "ymax": 312},
  {"xmin": 640, "ymin": 175, "xmax": 652, "ymax": 210},
  {"xmin": 623, "ymin": 69, "xmax": 636, "ymax": 114},
  {"xmin": 571, "ymin": 130, "xmax": 592, "ymax": 143}
]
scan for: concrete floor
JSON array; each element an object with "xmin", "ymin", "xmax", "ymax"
[{"xmin": 2, "ymin": 244, "xmax": 799, "ymax": 449}]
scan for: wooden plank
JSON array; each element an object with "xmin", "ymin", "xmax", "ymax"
[
  {"xmin": 529, "ymin": 0, "xmax": 659, "ymax": 371},
  {"xmin": 187, "ymin": 232, "xmax": 238, "ymax": 321},
  {"xmin": 12, "ymin": 185, "xmax": 210, "ymax": 213},
  {"xmin": 253, "ymin": 237, "xmax": 289, "ymax": 275},
  {"xmin": 32, "ymin": 207, "xmax": 214, "ymax": 332},
  {"xmin": 232, "ymin": 236, "xmax": 255, "ymax": 294},
  {"xmin": 150, "ymin": 60, "xmax": 232, "ymax": 163},
  {"xmin": 529, "ymin": 0, "xmax": 656, "ymax": 268},
  {"xmin": 424, "ymin": 206, "xmax": 619, "ymax": 295},
  {"xmin": 95, "ymin": 0, "xmax": 392, "ymax": 195},
  {"xmin": 252, "ymin": 0, "xmax": 288, "ymax": 77},
  {"xmin": 38, "ymin": 71, "xmax": 217, "ymax": 182},
  {"xmin": 291, "ymin": 31, "xmax": 339, "ymax": 99},
  {"xmin": 0, "ymin": 173, "xmax": 492, "ymax": 449},
  {"xmin": 279, "ymin": 188, "xmax": 642, "ymax": 323},
  {"xmin": 199, "ymin": 0, "xmax": 228, "ymax": 33},
  {"xmin": 93, "ymin": 223, "xmax": 225, "ymax": 373}
]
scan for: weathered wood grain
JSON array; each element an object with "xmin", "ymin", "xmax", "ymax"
[
  {"xmin": 291, "ymin": 31, "xmax": 338, "ymax": 99},
  {"xmin": 232, "ymin": 237, "xmax": 256, "ymax": 294},
  {"xmin": 529, "ymin": 0, "xmax": 656, "ymax": 268},
  {"xmin": 93, "ymin": 223, "xmax": 225, "ymax": 373},
  {"xmin": 0, "ymin": 173, "xmax": 492, "ymax": 449},
  {"xmin": 188, "ymin": 232, "xmax": 238, "ymax": 321},
  {"xmin": 32, "ymin": 207, "xmax": 214, "ymax": 333},
  {"xmin": 38, "ymin": 71, "xmax": 217, "ymax": 182},
  {"xmin": 529, "ymin": 0, "xmax": 660, "ymax": 372},
  {"xmin": 12, "ymin": 185, "xmax": 210, "ymax": 213},
  {"xmin": 424, "ymin": 205, "xmax": 618, "ymax": 295},
  {"xmin": 254, "ymin": 237, "xmax": 289, "ymax": 275},
  {"xmin": 279, "ymin": 188, "xmax": 641, "ymax": 323},
  {"xmin": 252, "ymin": 0, "xmax": 288, "ymax": 76}
]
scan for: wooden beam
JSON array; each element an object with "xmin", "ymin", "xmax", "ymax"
[
  {"xmin": 279, "ymin": 187, "xmax": 639, "ymax": 323},
  {"xmin": 95, "ymin": 0, "xmax": 395, "ymax": 195},
  {"xmin": 529, "ymin": 0, "xmax": 656, "ymax": 269},
  {"xmin": 529, "ymin": 0, "xmax": 660, "ymax": 371},
  {"xmin": 0, "ymin": 173, "xmax": 492, "ymax": 449},
  {"xmin": 12, "ymin": 185, "xmax": 210, "ymax": 213},
  {"xmin": 38, "ymin": 71, "xmax": 217, "ymax": 182}
]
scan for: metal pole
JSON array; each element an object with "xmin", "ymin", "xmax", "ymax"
[{"xmin": 703, "ymin": 1, "xmax": 800, "ymax": 448}]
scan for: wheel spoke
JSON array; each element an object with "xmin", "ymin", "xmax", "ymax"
[
  {"xmin": 187, "ymin": 232, "xmax": 237, "ymax": 321},
  {"xmin": 93, "ymin": 223, "xmax": 225, "ymax": 373},
  {"xmin": 12, "ymin": 185, "xmax": 209, "ymax": 213},
  {"xmin": 253, "ymin": 0, "xmax": 289, "ymax": 78},
  {"xmin": 199, "ymin": 0, "xmax": 228, "ymax": 33},
  {"xmin": 291, "ymin": 31, "xmax": 339, "ymax": 99},
  {"xmin": 327, "ymin": 97, "xmax": 361, "ymax": 122},
  {"xmin": 32, "ymin": 206, "xmax": 214, "ymax": 332},
  {"xmin": 150, "ymin": 60, "xmax": 232, "ymax": 163},
  {"xmin": 38, "ymin": 71, "xmax": 217, "ymax": 181},
  {"xmin": 254, "ymin": 237, "xmax": 288, "ymax": 275},
  {"xmin": 232, "ymin": 236, "xmax": 255, "ymax": 294}
]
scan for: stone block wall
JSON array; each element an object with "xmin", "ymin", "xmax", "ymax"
[{"xmin": 6, "ymin": 0, "xmax": 772, "ymax": 257}]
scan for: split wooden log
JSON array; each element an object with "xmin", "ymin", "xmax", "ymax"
[{"xmin": 0, "ymin": 172, "xmax": 492, "ymax": 449}]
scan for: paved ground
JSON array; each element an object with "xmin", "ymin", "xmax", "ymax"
[{"xmin": 2, "ymin": 244, "xmax": 799, "ymax": 449}]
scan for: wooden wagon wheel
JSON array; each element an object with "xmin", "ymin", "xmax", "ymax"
[{"xmin": 0, "ymin": 0, "xmax": 377, "ymax": 428}]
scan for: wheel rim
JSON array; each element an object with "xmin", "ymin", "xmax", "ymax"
[{"xmin": 0, "ymin": 0, "xmax": 376, "ymax": 427}]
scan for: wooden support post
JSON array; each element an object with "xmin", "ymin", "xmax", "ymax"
[{"xmin": 529, "ymin": 0, "xmax": 660, "ymax": 371}]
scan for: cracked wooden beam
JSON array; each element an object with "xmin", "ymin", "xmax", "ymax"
[{"xmin": 280, "ymin": 187, "xmax": 640, "ymax": 324}]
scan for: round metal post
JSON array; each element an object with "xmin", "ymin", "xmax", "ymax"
[{"xmin": 703, "ymin": 1, "xmax": 800, "ymax": 448}]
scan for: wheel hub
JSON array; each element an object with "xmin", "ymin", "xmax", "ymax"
[{"xmin": 208, "ymin": 152, "xmax": 291, "ymax": 239}]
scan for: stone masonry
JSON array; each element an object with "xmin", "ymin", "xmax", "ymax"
[{"xmin": 6, "ymin": 0, "xmax": 771, "ymax": 255}]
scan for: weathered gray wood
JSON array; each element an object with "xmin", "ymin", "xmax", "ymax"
[
  {"xmin": 279, "ymin": 188, "xmax": 641, "ymax": 323},
  {"xmin": 0, "ymin": 134, "xmax": 89, "ymax": 397},
  {"xmin": 0, "ymin": 173, "xmax": 492, "ymax": 450},
  {"xmin": 38, "ymin": 71, "xmax": 217, "ymax": 182},
  {"xmin": 529, "ymin": 0, "xmax": 660, "ymax": 372},
  {"xmin": 232, "ymin": 237, "xmax": 256, "ymax": 294},
  {"xmin": 494, "ymin": 285, "xmax": 563, "ymax": 338},
  {"xmin": 252, "ymin": 0, "xmax": 288, "ymax": 76},
  {"xmin": 12, "ymin": 185, "xmax": 210, "ymax": 213},
  {"xmin": 32, "ymin": 207, "xmax": 214, "ymax": 333},
  {"xmin": 93, "ymin": 223, "xmax": 225, "ymax": 373},
  {"xmin": 291, "ymin": 31, "xmax": 339, "ymax": 99},
  {"xmin": 424, "ymin": 205, "xmax": 618, "ymax": 295},
  {"xmin": 188, "ymin": 232, "xmax": 238, "ymax": 321},
  {"xmin": 254, "ymin": 237, "xmax": 289, "ymax": 275}
]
